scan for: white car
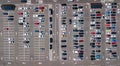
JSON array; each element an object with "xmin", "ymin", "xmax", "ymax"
[
  {"xmin": 73, "ymin": 23, "xmax": 77, "ymax": 28},
  {"xmin": 90, "ymin": 26, "xmax": 94, "ymax": 29},
  {"xmin": 90, "ymin": 21, "xmax": 95, "ymax": 24},
  {"xmin": 61, "ymin": 25, "xmax": 66, "ymax": 28},
  {"xmin": 19, "ymin": 17, "xmax": 24, "ymax": 20},
  {"xmin": 78, "ymin": 9, "xmax": 82, "ymax": 11},
  {"xmin": 96, "ymin": 29, "xmax": 101, "ymax": 33},
  {"xmin": 39, "ymin": 32, "xmax": 44, "ymax": 38},
  {"xmin": 67, "ymin": 0, "xmax": 73, "ymax": 2},
  {"xmin": 23, "ymin": 25, "xmax": 28, "ymax": 28},
  {"xmin": 105, "ymin": 16, "xmax": 110, "ymax": 19},
  {"xmin": 40, "ymin": 25, "xmax": 44, "ymax": 28},
  {"xmin": 61, "ymin": 27, "xmax": 66, "ymax": 31},
  {"xmin": 106, "ymin": 37, "xmax": 110, "ymax": 42},
  {"xmin": 95, "ymin": 34, "xmax": 101, "ymax": 37},
  {"xmin": 106, "ymin": 48, "xmax": 111, "ymax": 51},
  {"xmin": 106, "ymin": 58, "xmax": 111, "ymax": 60},
  {"xmin": 23, "ymin": 37, "xmax": 30, "ymax": 41},
  {"xmin": 117, "ymin": 9, "xmax": 120, "ymax": 13},
  {"xmin": 33, "ymin": 14, "xmax": 38, "ymax": 17},
  {"xmin": 8, "ymin": 37, "xmax": 14, "ymax": 41},
  {"xmin": 111, "ymin": 34, "xmax": 116, "ymax": 37},
  {"xmin": 24, "ymin": 45, "xmax": 30, "ymax": 48},
  {"xmin": 18, "ymin": 7, "xmax": 23, "ymax": 10},
  {"xmin": 23, "ymin": 33, "xmax": 29, "ymax": 36},
  {"xmin": 23, "ymin": 14, "xmax": 28, "ymax": 17},
  {"xmin": 73, "ymin": 50, "xmax": 78, "ymax": 54},
  {"xmin": 19, "ymin": 19, "xmax": 24, "ymax": 23},
  {"xmin": 105, "ymin": 3, "xmax": 111, "ymax": 6},
  {"xmin": 8, "ymin": 37, "xmax": 14, "ymax": 44}
]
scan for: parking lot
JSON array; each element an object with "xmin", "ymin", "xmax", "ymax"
[{"xmin": 0, "ymin": 1, "xmax": 120, "ymax": 66}]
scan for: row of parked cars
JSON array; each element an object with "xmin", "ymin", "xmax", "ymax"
[
  {"xmin": 72, "ymin": 4, "xmax": 84, "ymax": 61},
  {"xmin": 105, "ymin": 3, "xmax": 118, "ymax": 60},
  {"xmin": 60, "ymin": 4, "xmax": 68, "ymax": 60},
  {"xmin": 33, "ymin": 5, "xmax": 46, "ymax": 53},
  {"xmin": 49, "ymin": 8, "xmax": 53, "ymax": 50},
  {"xmin": 90, "ymin": 9, "xmax": 102, "ymax": 61},
  {"xmin": 18, "ymin": 7, "xmax": 30, "ymax": 48}
]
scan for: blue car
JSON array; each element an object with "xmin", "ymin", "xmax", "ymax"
[
  {"xmin": 112, "ymin": 39, "xmax": 116, "ymax": 42},
  {"xmin": 96, "ymin": 55, "xmax": 102, "ymax": 60},
  {"xmin": 34, "ymin": 30, "xmax": 39, "ymax": 32},
  {"xmin": 105, "ymin": 10, "xmax": 110, "ymax": 16},
  {"xmin": 111, "ymin": 26, "xmax": 116, "ymax": 30}
]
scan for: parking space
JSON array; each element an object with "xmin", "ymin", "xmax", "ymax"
[
  {"xmin": 71, "ymin": 3, "xmax": 85, "ymax": 61},
  {"xmin": 1, "ymin": 10, "xmax": 15, "ymax": 61},
  {"xmin": 17, "ymin": 5, "xmax": 31, "ymax": 61},
  {"xmin": 32, "ymin": 4, "xmax": 49, "ymax": 61},
  {"xmin": 89, "ymin": 8, "xmax": 103, "ymax": 61},
  {"xmin": 0, "ymin": 1, "xmax": 120, "ymax": 66},
  {"xmin": 59, "ymin": 3, "xmax": 70, "ymax": 61},
  {"xmin": 104, "ymin": 3, "xmax": 119, "ymax": 61}
]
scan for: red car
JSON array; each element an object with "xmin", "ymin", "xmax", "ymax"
[
  {"xmin": 34, "ymin": 22, "xmax": 39, "ymax": 25},
  {"xmin": 4, "ymin": 28, "xmax": 9, "ymax": 30},
  {"xmin": 91, "ymin": 32, "xmax": 95, "ymax": 35},
  {"xmin": 106, "ymin": 34, "xmax": 111, "ymax": 37},
  {"xmin": 79, "ymin": 39, "xmax": 84, "ymax": 42},
  {"xmin": 38, "ymin": 6, "xmax": 44, "ymax": 9},
  {"xmin": 112, "ymin": 42, "xmax": 116, "ymax": 44},
  {"xmin": 17, "ymin": 12, "xmax": 23, "ymax": 15},
  {"xmin": 111, "ymin": 16, "xmax": 115, "ymax": 18},
  {"xmin": 105, "ymin": 24, "xmax": 110, "ymax": 27},
  {"xmin": 96, "ymin": 14, "xmax": 101, "ymax": 17},
  {"xmin": 106, "ymin": 42, "xmax": 111, "ymax": 44}
]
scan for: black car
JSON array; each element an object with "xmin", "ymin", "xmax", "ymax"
[
  {"xmin": 61, "ymin": 45, "xmax": 67, "ymax": 48},
  {"xmin": 49, "ymin": 17, "xmax": 52, "ymax": 22},
  {"xmin": 61, "ymin": 40, "xmax": 66, "ymax": 42},
  {"xmin": 96, "ymin": 50, "xmax": 101, "ymax": 52},
  {"xmin": 62, "ymin": 57, "xmax": 67, "ymax": 60},
  {"xmin": 73, "ymin": 35, "xmax": 79, "ymax": 37},
  {"xmin": 69, "ymin": 19, "xmax": 72, "ymax": 24},
  {"xmin": 49, "ymin": 9, "xmax": 53, "ymax": 15},
  {"xmin": 61, "ymin": 3, "xmax": 67, "ymax": 6},
  {"xmin": 96, "ymin": 27, "xmax": 100, "ymax": 29},
  {"xmin": 50, "ymin": 38, "xmax": 53, "ymax": 43},
  {"xmin": 3, "ymin": 12, "xmax": 8, "ymax": 15},
  {"xmin": 73, "ymin": 29, "xmax": 78, "ymax": 32},
  {"xmin": 74, "ymin": 43, "xmax": 78, "ymax": 45},
  {"xmin": 38, "ymin": 14, "xmax": 44, "ymax": 17},
  {"xmin": 73, "ymin": 40, "xmax": 78, "ymax": 42},
  {"xmin": 79, "ymin": 34, "xmax": 84, "ymax": 37},
  {"xmin": 21, "ymin": 0, "xmax": 27, "ymax": 3},
  {"xmin": 50, "ymin": 30, "xmax": 52, "ymax": 34},
  {"xmin": 23, "ymin": 41, "xmax": 30, "ymax": 43},
  {"xmin": 79, "ymin": 45, "xmax": 84, "ymax": 47},
  {"xmin": 50, "ymin": 44, "xmax": 52, "ymax": 49},
  {"xmin": 62, "ymin": 53, "xmax": 67, "ymax": 55},
  {"xmin": 78, "ymin": 6, "xmax": 83, "ymax": 9},
  {"xmin": 8, "ymin": 18, "xmax": 14, "ymax": 21},
  {"xmin": 111, "ymin": 32, "xmax": 116, "ymax": 34},
  {"xmin": 112, "ymin": 6, "xmax": 117, "ymax": 8},
  {"xmin": 90, "ymin": 24, "xmax": 95, "ymax": 26},
  {"xmin": 8, "ymin": 15, "xmax": 14, "ymax": 17}
]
